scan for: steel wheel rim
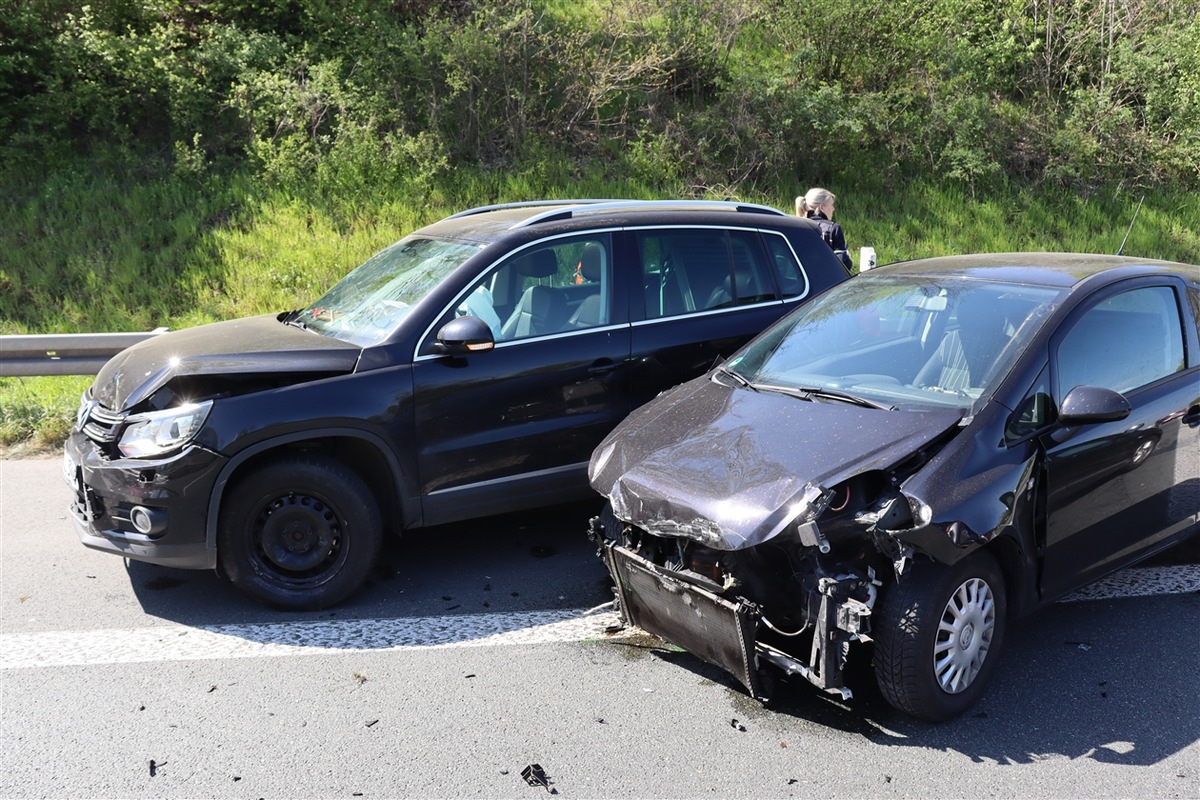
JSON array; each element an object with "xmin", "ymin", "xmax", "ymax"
[
  {"xmin": 933, "ymin": 577, "xmax": 996, "ymax": 694},
  {"xmin": 251, "ymin": 492, "xmax": 348, "ymax": 588}
]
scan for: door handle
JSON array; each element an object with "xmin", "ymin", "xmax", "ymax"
[
  {"xmin": 589, "ymin": 360, "xmax": 621, "ymax": 375},
  {"xmin": 1184, "ymin": 404, "xmax": 1200, "ymax": 428}
]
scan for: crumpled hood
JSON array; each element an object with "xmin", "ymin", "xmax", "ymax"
[
  {"xmin": 589, "ymin": 376, "xmax": 964, "ymax": 550},
  {"xmin": 92, "ymin": 314, "xmax": 362, "ymax": 411}
]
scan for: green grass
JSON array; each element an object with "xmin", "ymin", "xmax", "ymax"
[
  {"xmin": 800, "ymin": 180, "xmax": 1200, "ymax": 267},
  {"xmin": 0, "ymin": 375, "xmax": 91, "ymax": 453},
  {"xmin": 3, "ymin": 161, "xmax": 1197, "ymax": 454}
]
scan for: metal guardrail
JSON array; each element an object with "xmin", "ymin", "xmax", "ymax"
[{"xmin": 0, "ymin": 329, "xmax": 168, "ymax": 377}]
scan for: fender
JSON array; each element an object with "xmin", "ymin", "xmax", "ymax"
[{"xmin": 204, "ymin": 427, "xmax": 412, "ymax": 552}]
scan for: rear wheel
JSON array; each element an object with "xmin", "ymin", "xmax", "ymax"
[
  {"xmin": 873, "ymin": 550, "xmax": 1006, "ymax": 722},
  {"xmin": 218, "ymin": 456, "xmax": 382, "ymax": 611}
]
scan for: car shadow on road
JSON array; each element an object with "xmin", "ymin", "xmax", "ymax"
[
  {"xmin": 630, "ymin": 590, "xmax": 1200, "ymax": 768},
  {"xmin": 124, "ymin": 498, "xmax": 613, "ymax": 628}
]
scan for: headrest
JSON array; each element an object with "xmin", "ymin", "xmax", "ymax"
[
  {"xmin": 578, "ymin": 242, "xmax": 603, "ymax": 282},
  {"xmin": 514, "ymin": 249, "xmax": 558, "ymax": 278}
]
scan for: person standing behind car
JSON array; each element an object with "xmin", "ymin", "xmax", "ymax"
[{"xmin": 797, "ymin": 187, "xmax": 852, "ymax": 272}]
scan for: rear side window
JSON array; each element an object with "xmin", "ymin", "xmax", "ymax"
[
  {"xmin": 636, "ymin": 229, "xmax": 780, "ymax": 320},
  {"xmin": 1056, "ymin": 286, "xmax": 1186, "ymax": 398},
  {"xmin": 1188, "ymin": 285, "xmax": 1200, "ymax": 364},
  {"xmin": 762, "ymin": 232, "xmax": 809, "ymax": 298}
]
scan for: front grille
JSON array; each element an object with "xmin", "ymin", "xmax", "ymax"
[{"xmin": 82, "ymin": 404, "xmax": 126, "ymax": 446}]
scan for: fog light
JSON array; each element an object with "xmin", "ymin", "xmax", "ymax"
[{"xmin": 129, "ymin": 506, "xmax": 166, "ymax": 535}]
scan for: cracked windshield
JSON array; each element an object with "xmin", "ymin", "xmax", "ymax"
[{"xmin": 299, "ymin": 237, "xmax": 481, "ymax": 345}]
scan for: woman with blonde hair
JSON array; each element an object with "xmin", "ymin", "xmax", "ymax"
[{"xmin": 796, "ymin": 187, "xmax": 852, "ymax": 272}]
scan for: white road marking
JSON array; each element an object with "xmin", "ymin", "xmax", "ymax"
[
  {"xmin": 0, "ymin": 609, "xmax": 624, "ymax": 670},
  {"xmin": 1058, "ymin": 564, "xmax": 1200, "ymax": 603},
  {"xmin": 2, "ymin": 565, "xmax": 1196, "ymax": 670}
]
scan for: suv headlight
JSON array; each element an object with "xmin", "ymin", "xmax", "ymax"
[{"xmin": 118, "ymin": 401, "xmax": 213, "ymax": 458}]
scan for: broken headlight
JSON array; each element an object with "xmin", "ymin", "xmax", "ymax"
[{"xmin": 117, "ymin": 401, "xmax": 212, "ymax": 458}]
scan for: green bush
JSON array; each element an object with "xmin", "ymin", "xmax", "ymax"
[{"xmin": 2, "ymin": 0, "xmax": 1198, "ymax": 451}]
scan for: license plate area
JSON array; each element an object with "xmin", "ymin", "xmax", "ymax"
[
  {"xmin": 62, "ymin": 451, "xmax": 77, "ymax": 488},
  {"xmin": 63, "ymin": 451, "xmax": 98, "ymax": 522}
]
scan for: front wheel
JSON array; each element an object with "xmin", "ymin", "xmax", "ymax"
[
  {"xmin": 873, "ymin": 550, "xmax": 1007, "ymax": 722},
  {"xmin": 218, "ymin": 456, "xmax": 382, "ymax": 611}
]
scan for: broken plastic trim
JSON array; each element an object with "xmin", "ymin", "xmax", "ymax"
[{"xmin": 601, "ymin": 539, "xmax": 878, "ymax": 701}]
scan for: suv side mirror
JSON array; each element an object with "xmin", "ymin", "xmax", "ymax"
[
  {"xmin": 1059, "ymin": 384, "xmax": 1132, "ymax": 424},
  {"xmin": 435, "ymin": 316, "xmax": 495, "ymax": 355}
]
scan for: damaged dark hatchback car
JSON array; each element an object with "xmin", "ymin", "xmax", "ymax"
[{"xmin": 589, "ymin": 253, "xmax": 1200, "ymax": 721}]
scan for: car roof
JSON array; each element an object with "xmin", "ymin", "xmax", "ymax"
[
  {"xmin": 875, "ymin": 252, "xmax": 1198, "ymax": 288},
  {"xmin": 411, "ymin": 199, "xmax": 806, "ymax": 244}
]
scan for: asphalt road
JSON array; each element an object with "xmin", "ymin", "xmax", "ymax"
[{"xmin": 2, "ymin": 456, "xmax": 1198, "ymax": 799}]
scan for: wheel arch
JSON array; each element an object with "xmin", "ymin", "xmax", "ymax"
[
  {"xmin": 206, "ymin": 428, "xmax": 411, "ymax": 552},
  {"xmin": 981, "ymin": 532, "xmax": 1034, "ymax": 620}
]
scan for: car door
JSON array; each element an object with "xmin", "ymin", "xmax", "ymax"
[
  {"xmin": 627, "ymin": 227, "xmax": 802, "ymax": 407},
  {"xmin": 410, "ymin": 233, "xmax": 631, "ymax": 525},
  {"xmin": 1039, "ymin": 279, "xmax": 1199, "ymax": 598}
]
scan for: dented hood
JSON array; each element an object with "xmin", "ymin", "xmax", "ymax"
[
  {"xmin": 589, "ymin": 377, "xmax": 963, "ymax": 550},
  {"xmin": 92, "ymin": 314, "xmax": 362, "ymax": 411}
]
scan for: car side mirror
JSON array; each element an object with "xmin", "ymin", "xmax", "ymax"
[
  {"xmin": 434, "ymin": 316, "xmax": 495, "ymax": 355},
  {"xmin": 1059, "ymin": 384, "xmax": 1132, "ymax": 424}
]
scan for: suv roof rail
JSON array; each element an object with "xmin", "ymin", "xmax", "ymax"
[
  {"xmin": 446, "ymin": 199, "xmax": 624, "ymax": 220},
  {"xmin": 512, "ymin": 199, "xmax": 788, "ymax": 228},
  {"xmin": 443, "ymin": 199, "xmax": 788, "ymax": 226}
]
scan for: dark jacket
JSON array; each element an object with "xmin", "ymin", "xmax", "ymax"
[{"xmin": 806, "ymin": 210, "xmax": 852, "ymax": 272}]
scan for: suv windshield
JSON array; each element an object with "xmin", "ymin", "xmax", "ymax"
[
  {"xmin": 723, "ymin": 276, "xmax": 1064, "ymax": 414},
  {"xmin": 297, "ymin": 237, "xmax": 482, "ymax": 345}
]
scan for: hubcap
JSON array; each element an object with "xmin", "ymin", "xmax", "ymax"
[{"xmin": 933, "ymin": 577, "xmax": 996, "ymax": 694}]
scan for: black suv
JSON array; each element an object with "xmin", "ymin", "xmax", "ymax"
[{"xmin": 64, "ymin": 199, "xmax": 850, "ymax": 609}]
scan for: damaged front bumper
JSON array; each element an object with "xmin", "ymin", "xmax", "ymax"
[
  {"xmin": 597, "ymin": 533, "xmax": 876, "ymax": 702},
  {"xmin": 63, "ymin": 430, "xmax": 225, "ymax": 570}
]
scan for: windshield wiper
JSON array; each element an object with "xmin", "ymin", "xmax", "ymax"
[
  {"xmin": 280, "ymin": 310, "xmax": 312, "ymax": 332},
  {"xmin": 713, "ymin": 365, "xmax": 757, "ymax": 391},
  {"xmin": 279, "ymin": 309, "xmax": 303, "ymax": 326},
  {"xmin": 751, "ymin": 382, "xmax": 895, "ymax": 411}
]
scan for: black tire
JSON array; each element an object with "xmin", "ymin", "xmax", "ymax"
[
  {"xmin": 218, "ymin": 456, "xmax": 382, "ymax": 611},
  {"xmin": 873, "ymin": 550, "xmax": 1007, "ymax": 722}
]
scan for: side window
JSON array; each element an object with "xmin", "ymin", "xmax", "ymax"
[
  {"xmin": 762, "ymin": 232, "xmax": 809, "ymax": 299},
  {"xmin": 636, "ymin": 229, "xmax": 777, "ymax": 320},
  {"xmin": 638, "ymin": 230, "xmax": 730, "ymax": 320},
  {"xmin": 1188, "ymin": 285, "xmax": 1200, "ymax": 361},
  {"xmin": 429, "ymin": 234, "xmax": 612, "ymax": 349},
  {"xmin": 1055, "ymin": 286, "xmax": 1185, "ymax": 400}
]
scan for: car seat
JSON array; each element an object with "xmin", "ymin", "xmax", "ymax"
[
  {"xmin": 568, "ymin": 242, "xmax": 606, "ymax": 328},
  {"xmin": 500, "ymin": 250, "xmax": 569, "ymax": 339},
  {"xmin": 914, "ymin": 293, "xmax": 1013, "ymax": 393}
]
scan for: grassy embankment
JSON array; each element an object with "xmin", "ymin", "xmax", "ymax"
[{"xmin": 2, "ymin": 161, "xmax": 1197, "ymax": 454}]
